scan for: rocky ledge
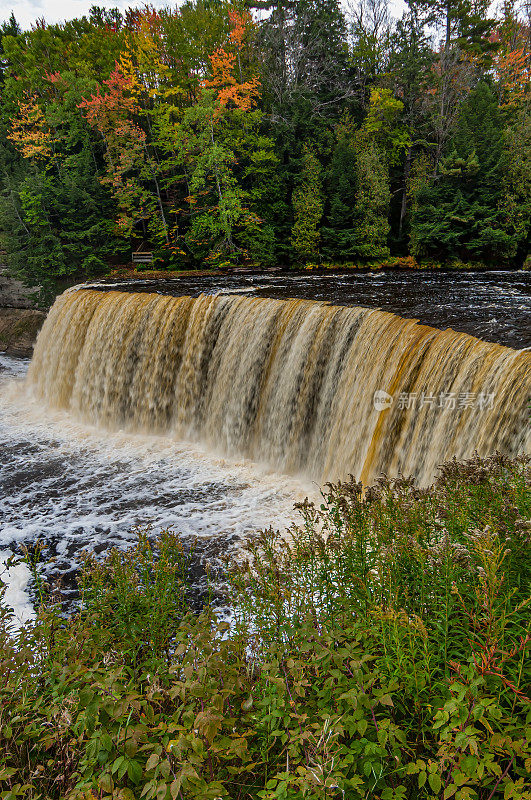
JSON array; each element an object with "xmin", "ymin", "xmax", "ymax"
[{"xmin": 0, "ymin": 308, "xmax": 46, "ymax": 358}]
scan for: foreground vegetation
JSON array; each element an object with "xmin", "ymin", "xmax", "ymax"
[
  {"xmin": 1, "ymin": 453, "xmax": 530, "ymax": 800},
  {"xmin": 0, "ymin": 0, "xmax": 530, "ymax": 292}
]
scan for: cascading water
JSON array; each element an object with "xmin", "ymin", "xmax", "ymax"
[{"xmin": 27, "ymin": 288, "xmax": 531, "ymax": 487}]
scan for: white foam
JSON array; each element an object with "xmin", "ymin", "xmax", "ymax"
[
  {"xmin": 0, "ymin": 549, "xmax": 35, "ymax": 630},
  {"xmin": 0, "ymin": 353, "xmax": 30, "ymax": 377},
  {"xmin": 0, "ymin": 355, "xmax": 312, "ymax": 623}
]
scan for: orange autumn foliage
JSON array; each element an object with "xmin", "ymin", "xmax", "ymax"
[
  {"xmin": 78, "ymin": 64, "xmax": 151, "ymax": 236},
  {"xmin": 78, "ymin": 64, "xmax": 147, "ymax": 181},
  {"xmin": 78, "ymin": 64, "xmax": 140, "ymax": 130},
  {"xmin": 492, "ymin": 45, "xmax": 531, "ymax": 108},
  {"xmin": 202, "ymin": 10, "xmax": 260, "ymax": 117}
]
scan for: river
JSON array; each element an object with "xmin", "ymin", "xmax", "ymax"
[{"xmin": 1, "ymin": 270, "xmax": 530, "ymax": 624}]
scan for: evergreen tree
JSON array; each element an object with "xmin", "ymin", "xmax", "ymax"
[
  {"xmin": 389, "ymin": 2, "xmax": 435, "ymax": 243},
  {"xmin": 321, "ymin": 119, "xmax": 391, "ymax": 262},
  {"xmin": 500, "ymin": 110, "xmax": 531, "ymax": 267},
  {"xmin": 256, "ymin": 0, "xmax": 351, "ymax": 119},
  {"xmin": 321, "ymin": 119, "xmax": 359, "ymax": 261},
  {"xmin": 0, "ymin": 12, "xmax": 20, "ymax": 88},
  {"xmin": 348, "ymin": 0, "xmax": 393, "ymax": 104},
  {"xmin": 352, "ymin": 133, "xmax": 391, "ymax": 260},
  {"xmin": 414, "ymin": 0, "xmax": 497, "ymax": 57},
  {"xmin": 0, "ymin": 0, "xmax": 525, "ymax": 281},
  {"xmin": 290, "ymin": 145, "xmax": 323, "ymax": 262},
  {"xmin": 293, "ymin": 0, "xmax": 351, "ymax": 110},
  {"xmin": 411, "ymin": 81, "xmax": 515, "ymax": 263}
]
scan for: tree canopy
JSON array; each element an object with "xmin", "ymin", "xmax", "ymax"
[{"xmin": 0, "ymin": 0, "xmax": 529, "ymax": 285}]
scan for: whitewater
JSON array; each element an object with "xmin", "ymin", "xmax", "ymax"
[
  {"xmin": 0, "ymin": 353, "xmax": 308, "ymax": 626},
  {"xmin": 1, "ymin": 284, "xmax": 530, "ymax": 625}
]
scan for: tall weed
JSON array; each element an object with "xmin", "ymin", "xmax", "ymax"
[{"xmin": 0, "ymin": 454, "xmax": 529, "ymax": 800}]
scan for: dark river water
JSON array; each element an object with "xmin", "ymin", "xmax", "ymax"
[
  {"xmin": 91, "ymin": 269, "xmax": 531, "ymax": 349},
  {"xmin": 1, "ymin": 270, "xmax": 529, "ymax": 626}
]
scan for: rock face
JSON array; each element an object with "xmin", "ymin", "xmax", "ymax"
[
  {"xmin": 0, "ymin": 268, "xmax": 44, "ymax": 357},
  {"xmin": 0, "ymin": 308, "xmax": 46, "ymax": 358},
  {"xmin": 0, "ymin": 268, "xmax": 41, "ymax": 309}
]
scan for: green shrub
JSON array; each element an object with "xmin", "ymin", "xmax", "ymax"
[
  {"xmin": 77, "ymin": 528, "xmax": 195, "ymax": 669},
  {"xmin": 0, "ymin": 454, "xmax": 529, "ymax": 800}
]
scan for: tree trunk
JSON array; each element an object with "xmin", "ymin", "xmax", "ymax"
[
  {"xmin": 399, "ymin": 145, "xmax": 412, "ymax": 240},
  {"xmin": 144, "ymin": 144, "xmax": 169, "ymax": 245}
]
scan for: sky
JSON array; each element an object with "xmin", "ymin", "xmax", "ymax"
[
  {"xmin": 0, "ymin": 0, "xmax": 165, "ymax": 30},
  {"xmin": 1, "ymin": 0, "xmax": 408, "ymax": 32}
]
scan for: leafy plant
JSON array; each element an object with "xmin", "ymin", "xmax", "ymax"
[{"xmin": 0, "ymin": 454, "xmax": 529, "ymax": 799}]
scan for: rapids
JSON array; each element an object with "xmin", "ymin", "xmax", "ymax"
[{"xmin": 0, "ymin": 351, "xmax": 307, "ymax": 621}]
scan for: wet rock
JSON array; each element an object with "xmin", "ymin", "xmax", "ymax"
[{"xmin": 0, "ymin": 307, "xmax": 46, "ymax": 357}]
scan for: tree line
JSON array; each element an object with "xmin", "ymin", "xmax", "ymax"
[{"xmin": 0, "ymin": 0, "xmax": 529, "ymax": 287}]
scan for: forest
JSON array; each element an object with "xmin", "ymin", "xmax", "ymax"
[{"xmin": 0, "ymin": 0, "xmax": 529, "ymax": 289}]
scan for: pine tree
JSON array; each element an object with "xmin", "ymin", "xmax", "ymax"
[
  {"xmin": 321, "ymin": 119, "xmax": 391, "ymax": 263},
  {"xmin": 321, "ymin": 119, "xmax": 359, "ymax": 261},
  {"xmin": 411, "ymin": 81, "xmax": 515, "ymax": 263},
  {"xmin": 389, "ymin": 3, "xmax": 435, "ymax": 242},
  {"xmin": 0, "ymin": 12, "xmax": 21, "ymax": 88},
  {"xmin": 255, "ymin": 0, "xmax": 351, "ymax": 118},
  {"xmin": 290, "ymin": 145, "xmax": 323, "ymax": 263},
  {"xmin": 352, "ymin": 133, "xmax": 390, "ymax": 260},
  {"xmin": 499, "ymin": 110, "xmax": 531, "ymax": 267}
]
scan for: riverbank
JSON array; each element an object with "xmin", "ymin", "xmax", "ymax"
[
  {"xmin": 1, "ymin": 453, "xmax": 529, "ymax": 799},
  {"xmin": 100, "ymin": 257, "xmax": 527, "ymax": 283},
  {"xmin": 0, "ymin": 268, "xmax": 45, "ymax": 357}
]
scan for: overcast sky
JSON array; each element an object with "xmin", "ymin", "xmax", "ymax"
[
  {"xmin": 1, "ymin": 0, "xmax": 408, "ymax": 33},
  {"xmin": 1, "ymin": 0, "xmax": 162, "ymax": 30}
]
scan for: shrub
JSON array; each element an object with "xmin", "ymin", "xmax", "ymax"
[
  {"xmin": 0, "ymin": 454, "xmax": 529, "ymax": 800},
  {"xmin": 77, "ymin": 528, "xmax": 195, "ymax": 669}
]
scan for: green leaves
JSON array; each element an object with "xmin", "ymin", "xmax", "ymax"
[
  {"xmin": 0, "ymin": 0, "xmax": 526, "ymax": 284},
  {"xmin": 411, "ymin": 81, "xmax": 517, "ymax": 265},
  {"xmin": 428, "ymin": 771, "xmax": 442, "ymax": 793},
  {"xmin": 290, "ymin": 145, "xmax": 323, "ymax": 263},
  {"xmin": 362, "ymin": 88, "xmax": 410, "ymax": 167},
  {"xmin": 110, "ymin": 754, "xmax": 142, "ymax": 783},
  {"xmin": 1, "ymin": 455, "xmax": 529, "ymax": 800}
]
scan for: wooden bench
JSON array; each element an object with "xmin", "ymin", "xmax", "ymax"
[{"xmin": 132, "ymin": 251, "xmax": 154, "ymax": 265}]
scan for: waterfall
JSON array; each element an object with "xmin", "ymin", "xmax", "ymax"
[{"xmin": 27, "ymin": 289, "xmax": 531, "ymax": 486}]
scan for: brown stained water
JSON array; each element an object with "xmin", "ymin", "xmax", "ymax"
[
  {"xmin": 1, "ymin": 271, "xmax": 530, "ymax": 621},
  {"xmin": 29, "ymin": 287, "xmax": 530, "ymax": 487}
]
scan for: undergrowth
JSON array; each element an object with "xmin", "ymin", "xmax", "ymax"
[{"xmin": 0, "ymin": 453, "xmax": 529, "ymax": 800}]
